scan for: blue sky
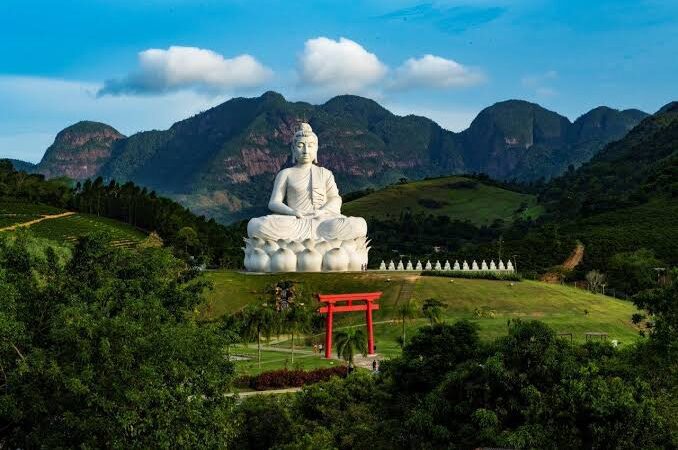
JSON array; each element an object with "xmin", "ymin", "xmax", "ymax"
[{"xmin": 1, "ymin": 0, "xmax": 676, "ymax": 163}]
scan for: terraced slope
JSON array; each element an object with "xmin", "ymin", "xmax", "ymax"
[
  {"xmin": 0, "ymin": 201, "xmax": 146, "ymax": 247},
  {"xmin": 343, "ymin": 176, "xmax": 543, "ymax": 225},
  {"xmin": 26, "ymin": 213, "xmax": 146, "ymax": 247}
]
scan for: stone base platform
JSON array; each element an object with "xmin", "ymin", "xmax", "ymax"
[{"xmin": 243, "ymin": 236, "xmax": 370, "ymax": 273}]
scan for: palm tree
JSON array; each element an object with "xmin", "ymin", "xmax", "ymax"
[
  {"xmin": 242, "ymin": 304, "xmax": 276, "ymax": 369},
  {"xmin": 282, "ymin": 304, "xmax": 311, "ymax": 364},
  {"xmin": 422, "ymin": 298, "xmax": 445, "ymax": 325},
  {"xmin": 334, "ymin": 328, "xmax": 368, "ymax": 370},
  {"xmin": 396, "ymin": 300, "xmax": 419, "ymax": 348}
]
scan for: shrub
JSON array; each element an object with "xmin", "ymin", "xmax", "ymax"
[{"xmin": 238, "ymin": 366, "xmax": 348, "ymax": 390}]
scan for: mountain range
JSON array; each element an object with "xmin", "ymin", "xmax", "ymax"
[{"xmin": 22, "ymin": 92, "xmax": 647, "ymax": 223}]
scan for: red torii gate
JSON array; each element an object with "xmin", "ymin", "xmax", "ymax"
[{"xmin": 317, "ymin": 292, "xmax": 382, "ymax": 359}]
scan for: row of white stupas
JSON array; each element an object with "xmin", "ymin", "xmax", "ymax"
[{"xmin": 379, "ymin": 259, "xmax": 515, "ymax": 272}]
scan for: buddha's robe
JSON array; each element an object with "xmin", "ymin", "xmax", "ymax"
[{"xmin": 247, "ymin": 165, "xmax": 367, "ymax": 242}]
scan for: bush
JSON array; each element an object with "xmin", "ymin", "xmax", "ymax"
[
  {"xmin": 238, "ymin": 367, "xmax": 348, "ymax": 390},
  {"xmin": 421, "ymin": 270, "xmax": 522, "ymax": 281}
]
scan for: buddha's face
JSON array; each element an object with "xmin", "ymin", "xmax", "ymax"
[{"xmin": 292, "ymin": 135, "xmax": 318, "ymax": 165}]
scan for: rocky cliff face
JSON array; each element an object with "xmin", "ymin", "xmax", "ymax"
[
  {"xmin": 37, "ymin": 121, "xmax": 125, "ymax": 180},
  {"xmin": 37, "ymin": 93, "xmax": 647, "ymax": 223}
]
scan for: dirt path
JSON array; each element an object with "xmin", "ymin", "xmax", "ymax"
[
  {"xmin": 0, "ymin": 211, "xmax": 75, "ymax": 232},
  {"xmin": 562, "ymin": 242, "xmax": 585, "ymax": 269},
  {"xmin": 541, "ymin": 242, "xmax": 585, "ymax": 283}
]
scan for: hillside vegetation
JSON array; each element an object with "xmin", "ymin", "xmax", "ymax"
[
  {"xmin": 201, "ymin": 271, "xmax": 641, "ymax": 352},
  {"xmin": 343, "ymin": 176, "xmax": 542, "ymax": 225}
]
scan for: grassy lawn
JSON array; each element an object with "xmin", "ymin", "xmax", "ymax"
[
  {"xmin": 202, "ymin": 271, "xmax": 643, "ymax": 362},
  {"xmin": 230, "ymin": 345, "xmax": 338, "ymax": 376},
  {"xmin": 342, "ymin": 176, "xmax": 544, "ymax": 226}
]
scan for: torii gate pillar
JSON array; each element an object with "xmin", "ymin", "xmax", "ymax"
[{"xmin": 318, "ymin": 292, "xmax": 382, "ymax": 359}]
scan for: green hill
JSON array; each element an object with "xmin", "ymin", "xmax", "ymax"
[
  {"xmin": 201, "ymin": 271, "xmax": 641, "ymax": 357},
  {"xmin": 343, "ymin": 176, "xmax": 543, "ymax": 226}
]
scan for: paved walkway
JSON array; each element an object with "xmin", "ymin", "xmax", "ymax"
[
  {"xmin": 226, "ymin": 387, "xmax": 302, "ymax": 397},
  {"xmin": 0, "ymin": 211, "xmax": 75, "ymax": 231},
  {"xmin": 257, "ymin": 344, "xmax": 384, "ymax": 370}
]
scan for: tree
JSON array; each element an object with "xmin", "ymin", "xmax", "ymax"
[
  {"xmin": 421, "ymin": 298, "xmax": 445, "ymax": 325},
  {"xmin": 282, "ymin": 304, "xmax": 312, "ymax": 364},
  {"xmin": 242, "ymin": 304, "xmax": 277, "ymax": 369},
  {"xmin": 396, "ymin": 300, "xmax": 419, "ymax": 348},
  {"xmin": 334, "ymin": 328, "xmax": 368, "ymax": 369},
  {"xmin": 633, "ymin": 268, "xmax": 678, "ymax": 353},
  {"xmin": 608, "ymin": 248, "xmax": 663, "ymax": 296},
  {"xmin": 0, "ymin": 233, "xmax": 238, "ymax": 447},
  {"xmin": 586, "ymin": 270, "xmax": 606, "ymax": 293}
]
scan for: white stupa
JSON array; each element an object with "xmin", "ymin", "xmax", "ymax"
[
  {"xmin": 379, "ymin": 260, "xmax": 386, "ymax": 270},
  {"xmin": 454, "ymin": 260, "xmax": 461, "ymax": 271},
  {"xmin": 490, "ymin": 260, "xmax": 497, "ymax": 270},
  {"xmin": 415, "ymin": 260, "xmax": 423, "ymax": 271},
  {"xmin": 388, "ymin": 260, "xmax": 396, "ymax": 271},
  {"xmin": 499, "ymin": 260, "xmax": 506, "ymax": 270},
  {"xmin": 425, "ymin": 260, "xmax": 432, "ymax": 270},
  {"xmin": 462, "ymin": 260, "xmax": 470, "ymax": 271},
  {"xmin": 507, "ymin": 260, "xmax": 514, "ymax": 272},
  {"xmin": 472, "ymin": 260, "xmax": 479, "ymax": 271},
  {"xmin": 406, "ymin": 261, "xmax": 414, "ymax": 271},
  {"xmin": 397, "ymin": 260, "xmax": 404, "ymax": 271},
  {"xmin": 444, "ymin": 260, "xmax": 451, "ymax": 271},
  {"xmin": 434, "ymin": 260, "xmax": 442, "ymax": 270},
  {"xmin": 481, "ymin": 260, "xmax": 488, "ymax": 271}
]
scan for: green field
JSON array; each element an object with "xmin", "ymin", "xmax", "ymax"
[
  {"xmin": 202, "ymin": 271, "xmax": 642, "ymax": 359},
  {"xmin": 343, "ymin": 176, "xmax": 544, "ymax": 225},
  {"xmin": 230, "ymin": 346, "xmax": 337, "ymax": 376},
  {"xmin": 0, "ymin": 201, "xmax": 147, "ymax": 247}
]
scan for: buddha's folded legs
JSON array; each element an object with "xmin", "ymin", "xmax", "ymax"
[
  {"xmin": 317, "ymin": 216, "xmax": 367, "ymax": 241},
  {"xmin": 247, "ymin": 215, "xmax": 367, "ymax": 242},
  {"xmin": 247, "ymin": 215, "xmax": 313, "ymax": 241}
]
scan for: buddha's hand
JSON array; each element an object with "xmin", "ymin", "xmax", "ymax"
[{"xmin": 293, "ymin": 209, "xmax": 314, "ymax": 219}]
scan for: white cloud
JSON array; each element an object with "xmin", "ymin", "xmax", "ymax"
[
  {"xmin": 297, "ymin": 37, "xmax": 388, "ymax": 96},
  {"xmin": 392, "ymin": 54, "xmax": 485, "ymax": 89},
  {"xmin": 0, "ymin": 75, "xmax": 228, "ymax": 162},
  {"xmin": 99, "ymin": 46, "xmax": 273, "ymax": 96},
  {"xmin": 522, "ymin": 70, "xmax": 558, "ymax": 97}
]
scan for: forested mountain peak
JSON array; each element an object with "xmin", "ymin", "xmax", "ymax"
[{"xmin": 33, "ymin": 92, "xmax": 647, "ymax": 223}]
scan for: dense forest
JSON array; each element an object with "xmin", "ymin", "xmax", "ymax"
[{"xmin": 1, "ymin": 233, "xmax": 676, "ymax": 447}]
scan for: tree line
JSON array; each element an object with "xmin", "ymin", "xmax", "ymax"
[{"xmin": 0, "ymin": 159, "xmax": 243, "ymax": 267}]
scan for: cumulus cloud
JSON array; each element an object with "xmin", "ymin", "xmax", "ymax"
[
  {"xmin": 297, "ymin": 37, "xmax": 388, "ymax": 95},
  {"xmin": 392, "ymin": 54, "xmax": 485, "ymax": 89},
  {"xmin": 98, "ymin": 46, "xmax": 272, "ymax": 96}
]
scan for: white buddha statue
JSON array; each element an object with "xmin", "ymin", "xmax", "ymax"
[{"xmin": 244, "ymin": 123, "xmax": 369, "ymax": 272}]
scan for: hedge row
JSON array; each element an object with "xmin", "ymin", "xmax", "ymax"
[
  {"xmin": 421, "ymin": 270, "xmax": 522, "ymax": 281},
  {"xmin": 237, "ymin": 366, "xmax": 348, "ymax": 391}
]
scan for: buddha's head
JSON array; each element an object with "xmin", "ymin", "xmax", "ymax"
[{"xmin": 291, "ymin": 123, "xmax": 318, "ymax": 165}]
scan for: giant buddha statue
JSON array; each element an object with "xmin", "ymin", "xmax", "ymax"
[{"xmin": 243, "ymin": 123, "xmax": 369, "ymax": 272}]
